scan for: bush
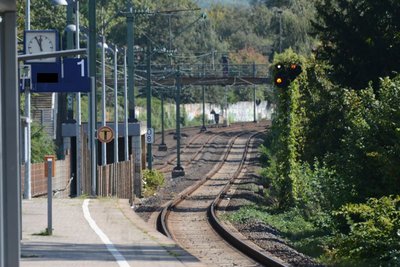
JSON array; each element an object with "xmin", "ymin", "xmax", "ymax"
[
  {"xmin": 31, "ymin": 122, "xmax": 56, "ymax": 163},
  {"xmin": 326, "ymin": 195, "xmax": 400, "ymax": 266},
  {"xmin": 142, "ymin": 169, "xmax": 165, "ymax": 197}
]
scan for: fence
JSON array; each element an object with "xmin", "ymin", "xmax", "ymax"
[
  {"xmin": 81, "ymin": 130, "xmax": 135, "ymax": 200},
  {"xmin": 21, "ymin": 156, "xmax": 71, "ymax": 198},
  {"xmin": 97, "ymin": 160, "xmax": 134, "ymax": 199}
]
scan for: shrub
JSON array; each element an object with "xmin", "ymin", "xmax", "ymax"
[
  {"xmin": 142, "ymin": 169, "xmax": 165, "ymax": 197},
  {"xmin": 31, "ymin": 122, "xmax": 56, "ymax": 163},
  {"xmin": 326, "ymin": 195, "xmax": 400, "ymax": 266}
]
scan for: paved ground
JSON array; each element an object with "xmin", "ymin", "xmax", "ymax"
[{"xmin": 21, "ymin": 198, "xmax": 206, "ymax": 267}]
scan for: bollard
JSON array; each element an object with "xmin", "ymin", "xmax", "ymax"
[{"xmin": 47, "ymin": 158, "xmax": 53, "ymax": 235}]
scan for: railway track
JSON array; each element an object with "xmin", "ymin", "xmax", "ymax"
[
  {"xmin": 153, "ymin": 123, "xmax": 258, "ymax": 173},
  {"xmin": 156, "ymin": 127, "xmax": 287, "ymax": 267}
]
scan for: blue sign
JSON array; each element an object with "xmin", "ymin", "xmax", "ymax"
[
  {"xmin": 21, "ymin": 58, "xmax": 90, "ymax": 93},
  {"xmin": 28, "ymin": 62, "xmax": 61, "ymax": 92},
  {"xmin": 60, "ymin": 58, "xmax": 90, "ymax": 92}
]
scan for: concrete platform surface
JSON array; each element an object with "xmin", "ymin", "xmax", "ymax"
[{"xmin": 21, "ymin": 198, "xmax": 206, "ymax": 267}]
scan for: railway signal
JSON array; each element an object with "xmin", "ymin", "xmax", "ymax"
[{"xmin": 273, "ymin": 62, "xmax": 302, "ymax": 88}]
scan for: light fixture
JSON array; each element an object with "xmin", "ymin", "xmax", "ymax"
[{"xmin": 51, "ymin": 0, "xmax": 68, "ymax": 6}]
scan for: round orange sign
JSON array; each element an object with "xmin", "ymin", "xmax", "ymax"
[{"xmin": 97, "ymin": 126, "xmax": 114, "ymax": 143}]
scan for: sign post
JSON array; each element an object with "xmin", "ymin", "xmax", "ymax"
[{"xmin": 45, "ymin": 157, "xmax": 54, "ymax": 235}]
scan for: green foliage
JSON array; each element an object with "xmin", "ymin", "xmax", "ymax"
[
  {"xmin": 326, "ymin": 196, "xmax": 400, "ymax": 266},
  {"xmin": 136, "ymin": 97, "xmax": 176, "ymax": 131},
  {"xmin": 142, "ymin": 169, "xmax": 165, "ymax": 197},
  {"xmin": 313, "ymin": 0, "xmax": 400, "ymax": 90},
  {"xmin": 31, "ymin": 123, "xmax": 56, "ymax": 163},
  {"xmin": 263, "ymin": 49, "xmax": 307, "ymax": 208},
  {"xmin": 262, "ymin": 51, "xmax": 400, "ymax": 265},
  {"xmin": 226, "ymin": 205, "xmax": 327, "ymax": 257}
]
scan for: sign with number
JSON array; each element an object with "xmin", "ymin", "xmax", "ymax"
[
  {"xmin": 61, "ymin": 58, "xmax": 90, "ymax": 92},
  {"xmin": 146, "ymin": 128, "xmax": 154, "ymax": 144},
  {"xmin": 97, "ymin": 126, "xmax": 114, "ymax": 143},
  {"xmin": 21, "ymin": 58, "xmax": 90, "ymax": 92}
]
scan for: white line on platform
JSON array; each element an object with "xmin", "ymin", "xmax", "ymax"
[{"xmin": 82, "ymin": 199, "xmax": 130, "ymax": 267}]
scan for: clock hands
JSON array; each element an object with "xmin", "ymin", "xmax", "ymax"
[{"xmin": 34, "ymin": 36, "xmax": 43, "ymax": 52}]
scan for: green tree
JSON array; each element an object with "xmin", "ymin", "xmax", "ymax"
[
  {"xmin": 31, "ymin": 123, "xmax": 56, "ymax": 163},
  {"xmin": 313, "ymin": 0, "xmax": 400, "ymax": 90}
]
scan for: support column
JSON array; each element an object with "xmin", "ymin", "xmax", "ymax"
[
  {"xmin": 200, "ymin": 86, "xmax": 207, "ymax": 132},
  {"xmin": 146, "ymin": 38, "xmax": 152, "ymax": 170},
  {"xmin": 88, "ymin": 0, "xmax": 97, "ymax": 196},
  {"xmin": 126, "ymin": 2, "xmax": 136, "ymax": 122},
  {"xmin": 253, "ymin": 62, "xmax": 257, "ymax": 123},
  {"xmin": 0, "ymin": 9, "xmax": 21, "ymax": 267},
  {"xmin": 158, "ymin": 93, "xmax": 167, "ymax": 151},
  {"xmin": 172, "ymin": 68, "xmax": 185, "ymax": 178}
]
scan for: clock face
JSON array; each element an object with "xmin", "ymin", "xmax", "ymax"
[
  {"xmin": 25, "ymin": 31, "xmax": 57, "ymax": 62},
  {"xmin": 28, "ymin": 35, "xmax": 54, "ymax": 54}
]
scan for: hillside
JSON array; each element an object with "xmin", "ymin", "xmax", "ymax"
[{"xmin": 195, "ymin": 0, "xmax": 250, "ymax": 8}]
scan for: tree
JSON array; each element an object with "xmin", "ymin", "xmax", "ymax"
[{"xmin": 313, "ymin": 0, "xmax": 400, "ymax": 90}]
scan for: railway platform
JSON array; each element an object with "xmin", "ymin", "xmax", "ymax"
[{"xmin": 21, "ymin": 198, "xmax": 206, "ymax": 267}]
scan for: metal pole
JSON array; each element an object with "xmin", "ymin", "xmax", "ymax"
[
  {"xmin": 253, "ymin": 62, "xmax": 257, "ymax": 123},
  {"xmin": 101, "ymin": 31, "xmax": 107, "ymax": 166},
  {"xmin": 158, "ymin": 92, "xmax": 167, "ymax": 151},
  {"xmin": 168, "ymin": 14, "xmax": 172, "ymax": 66},
  {"xmin": 24, "ymin": 0, "xmax": 31, "ymax": 200},
  {"xmin": 23, "ymin": 85, "xmax": 31, "ymax": 199},
  {"xmin": 278, "ymin": 9, "xmax": 283, "ymax": 53},
  {"xmin": 1, "ymin": 10, "xmax": 21, "ymax": 267},
  {"xmin": 75, "ymin": 0, "xmax": 82, "ymax": 196},
  {"xmin": 172, "ymin": 67, "xmax": 185, "ymax": 178},
  {"xmin": 25, "ymin": 0, "xmax": 30, "ymax": 30},
  {"xmin": 47, "ymin": 159, "xmax": 53, "ymax": 235},
  {"xmin": 127, "ymin": 2, "xmax": 136, "ymax": 121},
  {"xmin": 66, "ymin": 4, "xmax": 74, "ymax": 120},
  {"xmin": 114, "ymin": 46, "xmax": 119, "ymax": 163},
  {"xmin": 90, "ymin": 77, "xmax": 96, "ymax": 195},
  {"xmin": 88, "ymin": 0, "xmax": 97, "ymax": 196},
  {"xmin": 123, "ymin": 48, "xmax": 129, "ymax": 160},
  {"xmin": 200, "ymin": 86, "xmax": 206, "ymax": 132},
  {"xmin": 146, "ymin": 38, "xmax": 152, "ymax": 170}
]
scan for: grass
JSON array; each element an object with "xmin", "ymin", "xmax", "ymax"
[
  {"xmin": 225, "ymin": 204, "xmax": 330, "ymax": 259},
  {"xmin": 32, "ymin": 228, "xmax": 52, "ymax": 236}
]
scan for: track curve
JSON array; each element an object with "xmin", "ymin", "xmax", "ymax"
[{"xmin": 157, "ymin": 126, "xmax": 287, "ymax": 267}]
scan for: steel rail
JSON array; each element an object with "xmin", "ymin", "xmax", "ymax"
[{"xmin": 157, "ymin": 128, "xmax": 286, "ymax": 267}]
